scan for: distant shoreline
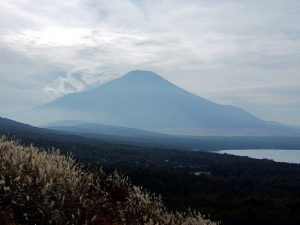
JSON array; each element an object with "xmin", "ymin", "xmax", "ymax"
[{"xmin": 216, "ymin": 149, "xmax": 300, "ymax": 164}]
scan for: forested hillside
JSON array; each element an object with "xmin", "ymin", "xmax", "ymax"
[{"xmin": 0, "ymin": 138, "xmax": 215, "ymax": 225}]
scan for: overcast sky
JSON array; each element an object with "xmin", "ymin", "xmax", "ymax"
[{"xmin": 0, "ymin": 0, "xmax": 299, "ymax": 125}]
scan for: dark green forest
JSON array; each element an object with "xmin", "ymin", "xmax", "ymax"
[{"xmin": 1, "ymin": 119, "xmax": 300, "ymax": 225}]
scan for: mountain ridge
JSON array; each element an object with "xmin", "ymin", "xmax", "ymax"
[{"xmin": 2, "ymin": 116, "xmax": 300, "ymax": 151}]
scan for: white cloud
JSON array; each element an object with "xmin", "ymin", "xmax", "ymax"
[
  {"xmin": 43, "ymin": 68, "xmax": 113, "ymax": 97},
  {"xmin": 0, "ymin": 0, "xmax": 300, "ymax": 125}
]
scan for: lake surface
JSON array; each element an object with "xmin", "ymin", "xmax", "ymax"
[{"xmin": 217, "ymin": 149, "xmax": 300, "ymax": 164}]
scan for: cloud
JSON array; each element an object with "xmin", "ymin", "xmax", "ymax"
[
  {"xmin": 0, "ymin": 0, "xmax": 300, "ymax": 125},
  {"xmin": 44, "ymin": 68, "xmax": 113, "ymax": 97}
]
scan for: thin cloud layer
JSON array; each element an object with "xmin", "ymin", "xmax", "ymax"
[{"xmin": 0, "ymin": 0, "xmax": 299, "ymax": 125}]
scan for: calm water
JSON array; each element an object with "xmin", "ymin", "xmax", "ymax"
[{"xmin": 217, "ymin": 149, "xmax": 300, "ymax": 164}]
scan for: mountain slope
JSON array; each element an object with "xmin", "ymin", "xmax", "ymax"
[
  {"xmin": 13, "ymin": 70, "xmax": 284, "ymax": 135},
  {"xmin": 44, "ymin": 120, "xmax": 168, "ymax": 138}
]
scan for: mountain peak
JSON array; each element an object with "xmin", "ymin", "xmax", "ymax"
[
  {"xmin": 125, "ymin": 70, "xmax": 160, "ymax": 77},
  {"xmin": 121, "ymin": 70, "xmax": 164, "ymax": 82}
]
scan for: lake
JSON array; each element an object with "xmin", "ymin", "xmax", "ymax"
[{"xmin": 217, "ymin": 149, "xmax": 300, "ymax": 164}]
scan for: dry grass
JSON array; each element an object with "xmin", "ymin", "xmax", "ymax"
[{"xmin": 0, "ymin": 137, "xmax": 217, "ymax": 225}]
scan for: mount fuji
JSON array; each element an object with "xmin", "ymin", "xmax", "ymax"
[{"xmin": 13, "ymin": 70, "xmax": 293, "ymax": 136}]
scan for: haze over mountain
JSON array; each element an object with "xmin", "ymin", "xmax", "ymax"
[
  {"xmin": 2, "ymin": 116, "xmax": 300, "ymax": 151},
  {"xmin": 12, "ymin": 70, "xmax": 295, "ymax": 136}
]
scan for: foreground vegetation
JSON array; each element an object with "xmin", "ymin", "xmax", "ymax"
[{"xmin": 0, "ymin": 138, "xmax": 216, "ymax": 225}]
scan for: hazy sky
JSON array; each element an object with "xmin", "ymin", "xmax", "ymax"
[{"xmin": 0, "ymin": 0, "xmax": 299, "ymax": 125}]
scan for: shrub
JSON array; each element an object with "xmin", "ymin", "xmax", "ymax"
[{"xmin": 0, "ymin": 137, "xmax": 217, "ymax": 225}]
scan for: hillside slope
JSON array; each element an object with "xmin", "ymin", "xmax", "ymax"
[{"xmin": 0, "ymin": 138, "xmax": 216, "ymax": 225}]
